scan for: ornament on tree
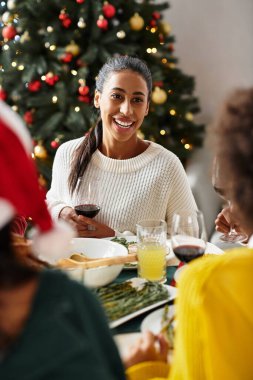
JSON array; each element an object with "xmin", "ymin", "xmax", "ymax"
[
  {"xmin": 27, "ymin": 80, "xmax": 42, "ymax": 92},
  {"xmin": 152, "ymin": 11, "xmax": 161, "ymax": 20},
  {"xmin": 159, "ymin": 21, "xmax": 171, "ymax": 36},
  {"xmin": 34, "ymin": 143, "xmax": 47, "ymax": 159},
  {"xmin": 24, "ymin": 110, "xmax": 34, "ymax": 125},
  {"xmin": 7, "ymin": 0, "xmax": 16, "ymax": 10},
  {"xmin": 77, "ymin": 18, "xmax": 86, "ymax": 28},
  {"xmin": 168, "ymin": 43, "xmax": 174, "ymax": 52},
  {"xmin": 102, "ymin": 2, "xmax": 116, "ymax": 19},
  {"xmin": 50, "ymin": 140, "xmax": 60, "ymax": 149},
  {"xmin": 59, "ymin": 10, "xmax": 72, "ymax": 28},
  {"xmin": 2, "ymin": 25, "xmax": 17, "ymax": 40},
  {"xmin": 149, "ymin": 19, "xmax": 156, "ymax": 27},
  {"xmin": 2, "ymin": 11, "xmax": 13, "ymax": 24},
  {"xmin": 116, "ymin": 30, "xmax": 126, "ymax": 39},
  {"xmin": 0, "ymin": 88, "xmax": 7, "ymax": 101},
  {"xmin": 97, "ymin": 15, "xmax": 108, "ymax": 30},
  {"xmin": 78, "ymin": 95, "xmax": 90, "ymax": 103},
  {"xmin": 76, "ymin": 0, "xmax": 85, "ymax": 3},
  {"xmin": 45, "ymin": 72, "xmax": 59, "ymax": 86},
  {"xmin": 20, "ymin": 30, "xmax": 30, "ymax": 43},
  {"xmin": 60, "ymin": 52, "xmax": 73, "ymax": 63},
  {"xmin": 151, "ymin": 87, "xmax": 168, "ymax": 105},
  {"xmin": 65, "ymin": 41, "xmax": 80, "ymax": 56},
  {"xmin": 129, "ymin": 13, "xmax": 144, "ymax": 31},
  {"xmin": 78, "ymin": 85, "xmax": 89, "ymax": 96}
]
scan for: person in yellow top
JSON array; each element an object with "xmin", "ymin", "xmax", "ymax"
[{"xmin": 124, "ymin": 87, "xmax": 253, "ymax": 380}]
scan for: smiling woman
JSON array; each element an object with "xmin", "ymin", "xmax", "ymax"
[{"xmin": 46, "ymin": 56, "xmax": 197, "ymax": 239}]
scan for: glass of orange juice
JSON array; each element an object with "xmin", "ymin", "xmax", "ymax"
[{"xmin": 136, "ymin": 219, "xmax": 167, "ymax": 283}]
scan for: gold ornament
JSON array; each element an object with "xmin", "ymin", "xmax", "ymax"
[
  {"xmin": 151, "ymin": 87, "xmax": 167, "ymax": 105},
  {"xmin": 34, "ymin": 143, "xmax": 47, "ymax": 159},
  {"xmin": 159, "ymin": 21, "xmax": 171, "ymax": 36},
  {"xmin": 65, "ymin": 41, "xmax": 80, "ymax": 57},
  {"xmin": 129, "ymin": 13, "xmax": 144, "ymax": 31}
]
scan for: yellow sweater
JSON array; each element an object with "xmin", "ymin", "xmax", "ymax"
[{"xmin": 126, "ymin": 247, "xmax": 253, "ymax": 380}]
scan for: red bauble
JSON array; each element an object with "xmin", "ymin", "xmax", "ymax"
[
  {"xmin": 50, "ymin": 140, "xmax": 60, "ymax": 149},
  {"xmin": 2, "ymin": 25, "xmax": 17, "ymax": 40},
  {"xmin": 78, "ymin": 95, "xmax": 90, "ymax": 103},
  {"xmin": 28, "ymin": 80, "xmax": 41, "ymax": 92},
  {"xmin": 153, "ymin": 81, "xmax": 164, "ymax": 87},
  {"xmin": 62, "ymin": 17, "xmax": 72, "ymax": 28},
  {"xmin": 168, "ymin": 43, "xmax": 174, "ymax": 52},
  {"xmin": 24, "ymin": 111, "xmax": 34, "ymax": 125},
  {"xmin": 97, "ymin": 17, "xmax": 108, "ymax": 30},
  {"xmin": 0, "ymin": 89, "xmax": 7, "ymax": 100},
  {"xmin": 59, "ymin": 11, "xmax": 68, "ymax": 21},
  {"xmin": 45, "ymin": 73, "xmax": 59, "ymax": 86},
  {"xmin": 76, "ymin": 0, "xmax": 85, "ymax": 3},
  {"xmin": 149, "ymin": 19, "xmax": 156, "ymax": 27},
  {"xmin": 103, "ymin": 3, "xmax": 116, "ymax": 19},
  {"xmin": 152, "ymin": 11, "xmax": 161, "ymax": 20},
  {"xmin": 61, "ymin": 52, "xmax": 73, "ymax": 63},
  {"xmin": 78, "ymin": 85, "xmax": 89, "ymax": 96}
]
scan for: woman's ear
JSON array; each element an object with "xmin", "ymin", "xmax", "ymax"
[{"xmin": 94, "ymin": 90, "xmax": 100, "ymax": 109}]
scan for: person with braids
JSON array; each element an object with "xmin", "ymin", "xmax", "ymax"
[
  {"xmin": 123, "ymin": 88, "xmax": 253, "ymax": 380},
  {"xmin": 0, "ymin": 101, "xmax": 126, "ymax": 380},
  {"xmin": 46, "ymin": 56, "xmax": 197, "ymax": 238}
]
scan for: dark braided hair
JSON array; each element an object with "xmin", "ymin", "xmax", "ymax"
[{"xmin": 68, "ymin": 56, "xmax": 152, "ymax": 195}]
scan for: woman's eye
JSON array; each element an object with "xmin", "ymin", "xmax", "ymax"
[
  {"xmin": 111, "ymin": 93, "xmax": 122, "ymax": 100},
  {"xmin": 132, "ymin": 97, "xmax": 144, "ymax": 103}
]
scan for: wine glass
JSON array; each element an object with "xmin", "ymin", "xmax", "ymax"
[
  {"xmin": 171, "ymin": 210, "xmax": 207, "ymax": 264},
  {"xmin": 211, "ymin": 156, "xmax": 247, "ymax": 243},
  {"xmin": 74, "ymin": 176, "xmax": 101, "ymax": 219}
]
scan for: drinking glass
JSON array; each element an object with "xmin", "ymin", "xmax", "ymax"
[
  {"xmin": 212, "ymin": 156, "xmax": 247, "ymax": 243},
  {"xmin": 136, "ymin": 219, "xmax": 167, "ymax": 283},
  {"xmin": 74, "ymin": 176, "xmax": 101, "ymax": 219},
  {"xmin": 171, "ymin": 210, "xmax": 207, "ymax": 264}
]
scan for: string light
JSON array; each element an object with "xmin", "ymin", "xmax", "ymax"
[
  {"xmin": 116, "ymin": 30, "xmax": 126, "ymax": 39},
  {"xmin": 41, "ymin": 75, "xmax": 46, "ymax": 81},
  {"xmin": 150, "ymin": 27, "xmax": 157, "ymax": 33},
  {"xmin": 49, "ymin": 45, "xmax": 56, "ymax": 51},
  {"xmin": 146, "ymin": 48, "xmax": 152, "ymax": 54},
  {"xmin": 184, "ymin": 143, "xmax": 193, "ymax": 150},
  {"xmin": 47, "ymin": 26, "xmax": 53, "ymax": 32},
  {"xmin": 162, "ymin": 58, "xmax": 167, "ymax": 64},
  {"xmin": 75, "ymin": 106, "xmax": 80, "ymax": 112},
  {"xmin": 52, "ymin": 96, "xmax": 58, "ymax": 103},
  {"xmin": 160, "ymin": 129, "xmax": 166, "ymax": 135},
  {"xmin": 17, "ymin": 64, "xmax": 24, "ymax": 70},
  {"xmin": 12, "ymin": 105, "xmax": 18, "ymax": 111},
  {"xmin": 151, "ymin": 48, "xmax": 157, "ymax": 53},
  {"xmin": 11, "ymin": 61, "xmax": 17, "ymax": 67},
  {"xmin": 3, "ymin": 45, "xmax": 9, "ymax": 50},
  {"xmin": 185, "ymin": 112, "xmax": 193, "ymax": 121},
  {"xmin": 71, "ymin": 69, "xmax": 77, "ymax": 75},
  {"xmin": 45, "ymin": 42, "xmax": 50, "ymax": 48},
  {"xmin": 169, "ymin": 109, "xmax": 176, "ymax": 116}
]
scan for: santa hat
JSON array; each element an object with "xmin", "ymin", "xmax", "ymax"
[{"xmin": 0, "ymin": 101, "xmax": 75, "ymax": 264}]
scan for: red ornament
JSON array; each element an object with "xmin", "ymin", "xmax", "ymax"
[
  {"xmin": 152, "ymin": 11, "xmax": 161, "ymax": 20},
  {"xmin": 59, "ymin": 11, "xmax": 68, "ymax": 21},
  {"xmin": 103, "ymin": 3, "xmax": 116, "ymax": 19},
  {"xmin": 168, "ymin": 43, "xmax": 174, "ymax": 52},
  {"xmin": 2, "ymin": 25, "xmax": 17, "ymax": 40},
  {"xmin": 153, "ymin": 81, "xmax": 164, "ymax": 87},
  {"xmin": 50, "ymin": 140, "xmax": 60, "ymax": 149},
  {"xmin": 24, "ymin": 111, "xmax": 34, "ymax": 125},
  {"xmin": 78, "ymin": 85, "xmax": 89, "ymax": 96},
  {"xmin": 76, "ymin": 0, "xmax": 85, "ymax": 3},
  {"xmin": 78, "ymin": 95, "xmax": 90, "ymax": 103},
  {"xmin": 61, "ymin": 52, "xmax": 73, "ymax": 63},
  {"xmin": 97, "ymin": 16, "xmax": 108, "ymax": 30},
  {"xmin": 45, "ymin": 73, "xmax": 59, "ymax": 86},
  {"xmin": 28, "ymin": 80, "xmax": 41, "ymax": 92},
  {"xmin": 62, "ymin": 17, "xmax": 72, "ymax": 28},
  {"xmin": 149, "ymin": 19, "xmax": 156, "ymax": 27},
  {"xmin": 0, "ymin": 89, "xmax": 7, "ymax": 100}
]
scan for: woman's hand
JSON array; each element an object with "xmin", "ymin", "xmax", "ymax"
[
  {"xmin": 123, "ymin": 331, "xmax": 169, "ymax": 369},
  {"xmin": 215, "ymin": 206, "xmax": 248, "ymax": 243},
  {"xmin": 59, "ymin": 206, "xmax": 115, "ymax": 238}
]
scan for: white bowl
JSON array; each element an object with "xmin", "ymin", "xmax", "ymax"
[{"xmin": 67, "ymin": 238, "xmax": 128, "ymax": 288}]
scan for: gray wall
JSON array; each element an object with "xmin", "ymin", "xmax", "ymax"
[{"xmin": 164, "ymin": 0, "xmax": 253, "ymax": 125}]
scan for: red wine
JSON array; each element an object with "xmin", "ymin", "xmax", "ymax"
[
  {"xmin": 173, "ymin": 245, "xmax": 205, "ymax": 263},
  {"xmin": 74, "ymin": 204, "xmax": 100, "ymax": 218}
]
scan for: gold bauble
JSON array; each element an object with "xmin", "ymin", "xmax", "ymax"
[
  {"xmin": 159, "ymin": 21, "xmax": 171, "ymax": 36},
  {"xmin": 129, "ymin": 13, "xmax": 144, "ymax": 31},
  {"xmin": 65, "ymin": 41, "xmax": 80, "ymax": 57},
  {"xmin": 34, "ymin": 143, "xmax": 47, "ymax": 159},
  {"xmin": 151, "ymin": 87, "xmax": 167, "ymax": 105}
]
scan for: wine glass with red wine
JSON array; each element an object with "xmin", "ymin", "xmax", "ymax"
[
  {"xmin": 74, "ymin": 176, "xmax": 101, "ymax": 219},
  {"xmin": 171, "ymin": 210, "xmax": 207, "ymax": 264}
]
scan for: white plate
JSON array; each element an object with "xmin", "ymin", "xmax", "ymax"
[
  {"xmin": 109, "ymin": 278, "xmax": 177, "ymax": 329},
  {"xmin": 141, "ymin": 305, "xmax": 174, "ymax": 335}
]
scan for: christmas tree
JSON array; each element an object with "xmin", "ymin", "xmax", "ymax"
[{"xmin": 0, "ymin": 0, "xmax": 204, "ymax": 186}]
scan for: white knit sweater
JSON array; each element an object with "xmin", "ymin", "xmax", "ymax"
[{"xmin": 46, "ymin": 138, "xmax": 197, "ymax": 235}]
